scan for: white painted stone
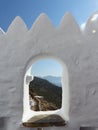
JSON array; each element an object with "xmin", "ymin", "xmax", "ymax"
[
  {"xmin": 0, "ymin": 28, "xmax": 5, "ymax": 35},
  {"xmin": 0, "ymin": 12, "xmax": 98, "ymax": 130}
]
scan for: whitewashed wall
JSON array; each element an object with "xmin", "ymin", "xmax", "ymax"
[{"xmin": 0, "ymin": 12, "xmax": 98, "ymax": 130}]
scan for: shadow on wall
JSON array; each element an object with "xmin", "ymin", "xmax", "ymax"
[
  {"xmin": 80, "ymin": 127, "xmax": 98, "ymax": 130},
  {"xmin": 0, "ymin": 117, "xmax": 9, "ymax": 130}
]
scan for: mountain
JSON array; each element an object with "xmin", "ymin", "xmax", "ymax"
[
  {"xmin": 42, "ymin": 76, "xmax": 62, "ymax": 87},
  {"xmin": 29, "ymin": 76, "xmax": 62, "ymax": 111}
]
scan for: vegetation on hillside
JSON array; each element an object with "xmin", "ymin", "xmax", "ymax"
[{"xmin": 29, "ymin": 76, "xmax": 62, "ymax": 111}]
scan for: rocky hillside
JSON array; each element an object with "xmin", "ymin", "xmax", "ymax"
[{"xmin": 29, "ymin": 76, "xmax": 62, "ymax": 111}]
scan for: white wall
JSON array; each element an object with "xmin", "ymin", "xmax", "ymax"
[{"xmin": 0, "ymin": 12, "xmax": 98, "ymax": 130}]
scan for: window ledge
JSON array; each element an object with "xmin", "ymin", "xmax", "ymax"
[{"xmin": 23, "ymin": 114, "xmax": 67, "ymax": 127}]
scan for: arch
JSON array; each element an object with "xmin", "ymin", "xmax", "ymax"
[{"xmin": 22, "ymin": 54, "xmax": 69, "ymax": 123}]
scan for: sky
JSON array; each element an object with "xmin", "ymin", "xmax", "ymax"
[
  {"xmin": 31, "ymin": 59, "xmax": 62, "ymax": 77},
  {"xmin": 0, "ymin": 0, "xmax": 98, "ymax": 31},
  {"xmin": 1, "ymin": 0, "xmax": 98, "ymax": 77}
]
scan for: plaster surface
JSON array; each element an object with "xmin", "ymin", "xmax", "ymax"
[{"xmin": 0, "ymin": 12, "xmax": 98, "ymax": 130}]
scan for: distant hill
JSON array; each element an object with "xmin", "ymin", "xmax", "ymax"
[
  {"xmin": 42, "ymin": 76, "xmax": 62, "ymax": 87},
  {"xmin": 29, "ymin": 76, "xmax": 62, "ymax": 110}
]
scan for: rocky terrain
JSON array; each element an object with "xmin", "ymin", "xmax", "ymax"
[{"xmin": 29, "ymin": 76, "xmax": 62, "ymax": 111}]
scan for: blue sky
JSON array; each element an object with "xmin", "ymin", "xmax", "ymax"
[
  {"xmin": 1, "ymin": 0, "xmax": 98, "ymax": 77},
  {"xmin": 31, "ymin": 59, "xmax": 62, "ymax": 77},
  {"xmin": 0, "ymin": 0, "xmax": 98, "ymax": 31}
]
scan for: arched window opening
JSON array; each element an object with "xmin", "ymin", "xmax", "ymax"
[
  {"xmin": 22, "ymin": 56, "xmax": 69, "ymax": 127},
  {"xmin": 29, "ymin": 58, "xmax": 62, "ymax": 112}
]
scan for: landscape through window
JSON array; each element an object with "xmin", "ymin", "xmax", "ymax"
[{"xmin": 28, "ymin": 58, "xmax": 63, "ymax": 111}]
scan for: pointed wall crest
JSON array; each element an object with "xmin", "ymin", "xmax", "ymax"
[
  {"xmin": 58, "ymin": 12, "xmax": 81, "ymax": 34},
  {"xmin": 6, "ymin": 16, "xmax": 28, "ymax": 40},
  {"xmin": 1, "ymin": 12, "xmax": 98, "ymax": 36},
  {"xmin": 0, "ymin": 12, "xmax": 98, "ymax": 130},
  {"xmin": 28, "ymin": 13, "xmax": 56, "ymax": 39},
  {"xmin": 84, "ymin": 12, "xmax": 98, "ymax": 35}
]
